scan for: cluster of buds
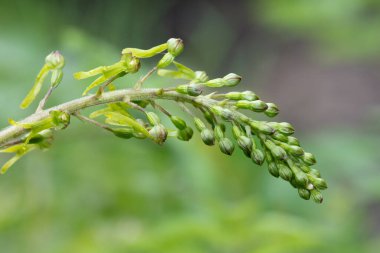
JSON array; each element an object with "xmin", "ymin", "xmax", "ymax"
[{"xmin": 2, "ymin": 38, "xmax": 327, "ymax": 204}]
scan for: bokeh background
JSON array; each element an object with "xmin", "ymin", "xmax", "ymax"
[{"xmin": 1, "ymin": 0, "xmax": 380, "ymax": 252}]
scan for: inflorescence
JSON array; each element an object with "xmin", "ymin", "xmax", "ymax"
[{"xmin": 0, "ymin": 38, "xmax": 327, "ymax": 203}]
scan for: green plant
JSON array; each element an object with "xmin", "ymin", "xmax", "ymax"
[{"xmin": 0, "ymin": 38, "xmax": 327, "ymax": 203}]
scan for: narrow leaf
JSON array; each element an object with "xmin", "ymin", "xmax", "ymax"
[
  {"xmin": 20, "ymin": 65, "xmax": 50, "ymax": 109},
  {"xmin": 121, "ymin": 43, "xmax": 167, "ymax": 58}
]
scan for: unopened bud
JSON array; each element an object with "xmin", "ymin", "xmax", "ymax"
[
  {"xmin": 222, "ymin": 73, "xmax": 242, "ymax": 87},
  {"xmin": 211, "ymin": 106, "xmax": 233, "ymax": 120},
  {"xmin": 299, "ymin": 164, "xmax": 311, "ymax": 173},
  {"xmin": 241, "ymin": 91, "xmax": 259, "ymax": 101},
  {"xmin": 268, "ymin": 162, "xmax": 279, "ymax": 177},
  {"xmin": 194, "ymin": 117, "xmax": 206, "ymax": 131},
  {"xmin": 264, "ymin": 103, "xmax": 279, "ymax": 117},
  {"xmin": 249, "ymin": 100, "xmax": 268, "ymax": 112},
  {"xmin": 272, "ymin": 131, "xmax": 288, "ymax": 142},
  {"xmin": 218, "ymin": 138, "xmax": 235, "ymax": 155},
  {"xmin": 45, "ymin": 51, "xmax": 64, "ymax": 69},
  {"xmin": 170, "ymin": 116, "xmax": 187, "ymax": 130},
  {"xmin": 287, "ymin": 145, "xmax": 304, "ymax": 156},
  {"xmin": 177, "ymin": 126, "xmax": 193, "ymax": 141},
  {"xmin": 232, "ymin": 125, "xmax": 243, "ymax": 139},
  {"xmin": 167, "ymin": 38, "xmax": 184, "ymax": 57},
  {"xmin": 149, "ymin": 124, "xmax": 168, "ymax": 144},
  {"xmin": 126, "ymin": 56, "xmax": 141, "ymax": 73},
  {"xmin": 294, "ymin": 171, "xmax": 309, "ymax": 188},
  {"xmin": 112, "ymin": 127, "xmax": 134, "ymax": 139},
  {"xmin": 176, "ymin": 84, "xmax": 202, "ymax": 96},
  {"xmin": 287, "ymin": 136, "xmax": 300, "ymax": 146},
  {"xmin": 251, "ymin": 149, "xmax": 265, "ymax": 165},
  {"xmin": 277, "ymin": 122, "xmax": 295, "ymax": 136},
  {"xmin": 298, "ymin": 188, "xmax": 311, "ymax": 200},
  {"xmin": 214, "ymin": 124, "xmax": 225, "ymax": 140},
  {"xmin": 265, "ymin": 140, "xmax": 287, "ymax": 160},
  {"xmin": 310, "ymin": 177, "xmax": 328, "ymax": 190},
  {"xmin": 205, "ymin": 78, "xmax": 227, "ymax": 88},
  {"xmin": 146, "ymin": 112, "xmax": 161, "ymax": 125},
  {"xmin": 310, "ymin": 168, "xmax": 321, "ymax": 178},
  {"xmin": 303, "ymin": 152, "xmax": 317, "ymax": 165},
  {"xmin": 310, "ymin": 189, "xmax": 323, "ymax": 203},
  {"xmin": 237, "ymin": 136, "xmax": 252, "ymax": 158},
  {"xmin": 249, "ymin": 121, "xmax": 274, "ymax": 135},
  {"xmin": 200, "ymin": 129, "xmax": 215, "ymax": 146},
  {"xmin": 278, "ymin": 164, "xmax": 293, "ymax": 181},
  {"xmin": 194, "ymin": 71, "xmax": 208, "ymax": 82},
  {"xmin": 225, "ymin": 92, "xmax": 242, "ymax": 100},
  {"xmin": 157, "ymin": 52, "xmax": 174, "ymax": 68}
]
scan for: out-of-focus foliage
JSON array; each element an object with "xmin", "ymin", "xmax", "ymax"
[
  {"xmin": 0, "ymin": 0, "xmax": 379, "ymax": 252},
  {"xmin": 255, "ymin": 0, "xmax": 380, "ymax": 60}
]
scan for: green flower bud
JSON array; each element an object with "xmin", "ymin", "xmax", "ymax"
[
  {"xmin": 310, "ymin": 189, "xmax": 323, "ymax": 203},
  {"xmin": 232, "ymin": 125, "xmax": 243, "ymax": 139},
  {"xmin": 265, "ymin": 140, "xmax": 287, "ymax": 160},
  {"xmin": 241, "ymin": 91, "xmax": 259, "ymax": 101},
  {"xmin": 149, "ymin": 124, "xmax": 168, "ymax": 145},
  {"xmin": 277, "ymin": 122, "xmax": 295, "ymax": 136},
  {"xmin": 45, "ymin": 51, "xmax": 64, "ymax": 69},
  {"xmin": 200, "ymin": 129, "xmax": 215, "ymax": 146},
  {"xmin": 177, "ymin": 126, "xmax": 193, "ymax": 141},
  {"xmin": 294, "ymin": 171, "xmax": 309, "ymax": 188},
  {"xmin": 249, "ymin": 121, "xmax": 274, "ymax": 134},
  {"xmin": 194, "ymin": 71, "xmax": 208, "ymax": 82},
  {"xmin": 235, "ymin": 100, "xmax": 252, "ymax": 109},
  {"xmin": 157, "ymin": 52, "xmax": 175, "ymax": 68},
  {"xmin": 146, "ymin": 112, "xmax": 161, "ymax": 125},
  {"xmin": 310, "ymin": 177, "xmax": 328, "ymax": 190},
  {"xmin": 237, "ymin": 136, "xmax": 253, "ymax": 158},
  {"xmin": 278, "ymin": 164, "xmax": 293, "ymax": 181},
  {"xmin": 272, "ymin": 131, "xmax": 288, "ymax": 142},
  {"xmin": 287, "ymin": 136, "xmax": 300, "ymax": 146},
  {"xmin": 218, "ymin": 138, "xmax": 235, "ymax": 155},
  {"xmin": 214, "ymin": 124, "xmax": 225, "ymax": 141},
  {"xmin": 225, "ymin": 92, "xmax": 242, "ymax": 100},
  {"xmin": 303, "ymin": 152, "xmax": 317, "ymax": 165},
  {"xmin": 299, "ymin": 164, "xmax": 311, "ymax": 173},
  {"xmin": 268, "ymin": 162, "xmax": 279, "ymax": 177},
  {"xmin": 176, "ymin": 84, "xmax": 202, "ymax": 96},
  {"xmin": 112, "ymin": 127, "xmax": 134, "ymax": 139},
  {"xmin": 310, "ymin": 168, "xmax": 321, "ymax": 178},
  {"xmin": 289, "ymin": 178, "xmax": 298, "ymax": 189},
  {"xmin": 203, "ymin": 110, "xmax": 215, "ymax": 126},
  {"xmin": 223, "ymin": 73, "xmax": 242, "ymax": 87},
  {"xmin": 298, "ymin": 188, "xmax": 311, "ymax": 200},
  {"xmin": 287, "ymin": 145, "xmax": 304, "ymax": 156},
  {"xmin": 205, "ymin": 78, "xmax": 227, "ymax": 88},
  {"xmin": 211, "ymin": 106, "xmax": 233, "ymax": 120},
  {"xmin": 167, "ymin": 38, "xmax": 184, "ymax": 57},
  {"xmin": 251, "ymin": 149, "xmax": 265, "ymax": 165},
  {"xmin": 126, "ymin": 56, "xmax": 141, "ymax": 73},
  {"xmin": 194, "ymin": 117, "xmax": 206, "ymax": 131},
  {"xmin": 264, "ymin": 103, "xmax": 279, "ymax": 117},
  {"xmin": 249, "ymin": 100, "xmax": 268, "ymax": 112},
  {"xmin": 170, "ymin": 116, "xmax": 187, "ymax": 130}
]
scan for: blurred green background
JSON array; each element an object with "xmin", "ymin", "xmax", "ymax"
[{"xmin": 1, "ymin": 0, "xmax": 380, "ymax": 252}]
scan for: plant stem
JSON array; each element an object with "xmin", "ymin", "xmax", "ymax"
[{"xmin": 0, "ymin": 88, "xmax": 205, "ymax": 147}]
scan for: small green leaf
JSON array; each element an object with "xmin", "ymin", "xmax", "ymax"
[
  {"xmin": 173, "ymin": 61, "xmax": 195, "ymax": 78},
  {"xmin": 121, "ymin": 43, "xmax": 167, "ymax": 58},
  {"xmin": 20, "ymin": 65, "xmax": 50, "ymax": 109},
  {"xmin": 104, "ymin": 112, "xmax": 151, "ymax": 138}
]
